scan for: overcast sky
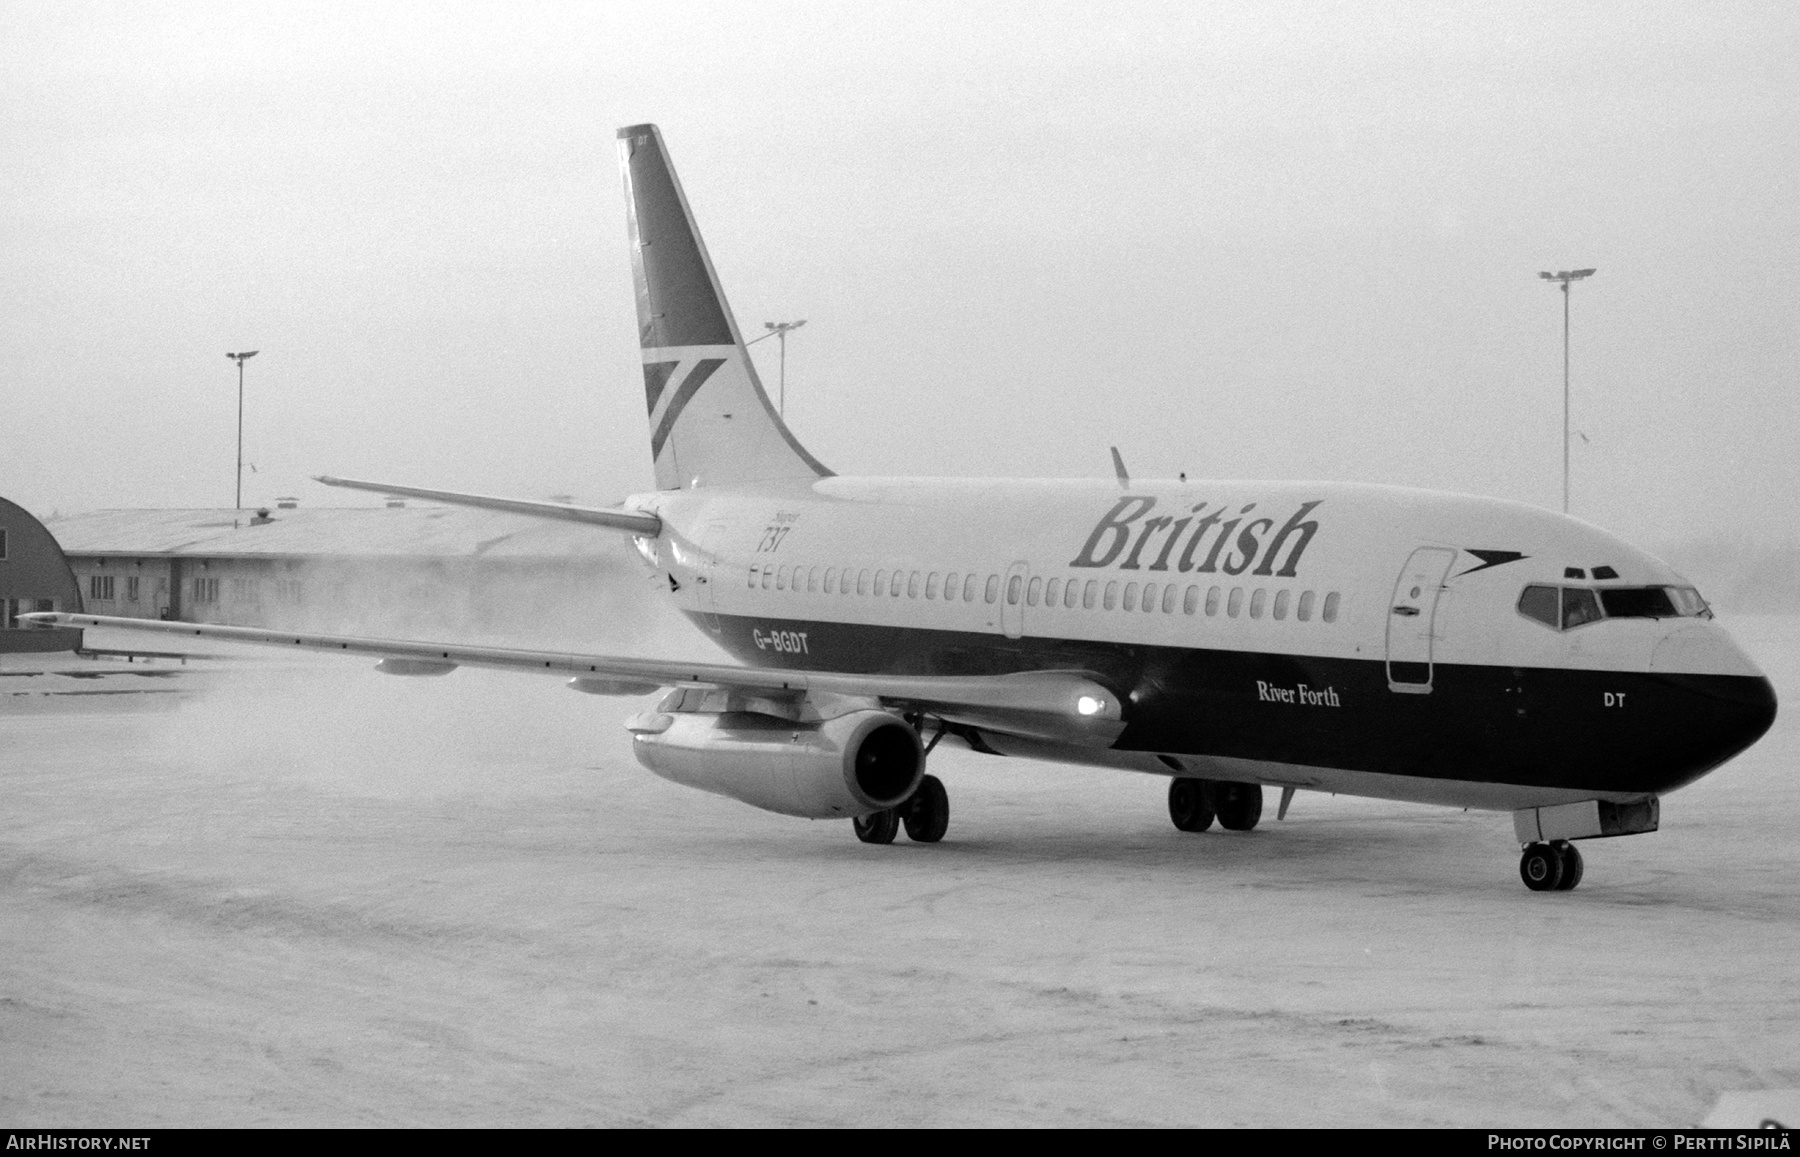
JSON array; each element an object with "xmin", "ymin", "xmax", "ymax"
[{"xmin": 4, "ymin": 2, "xmax": 1796, "ymax": 553}]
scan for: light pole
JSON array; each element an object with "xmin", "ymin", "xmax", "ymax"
[
  {"xmin": 1538, "ymin": 269, "xmax": 1595, "ymax": 514},
  {"xmin": 226, "ymin": 350, "xmax": 259, "ymax": 509},
  {"xmin": 752, "ymin": 320, "xmax": 806, "ymax": 416}
]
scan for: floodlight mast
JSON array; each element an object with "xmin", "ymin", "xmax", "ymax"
[
  {"xmin": 226, "ymin": 350, "xmax": 259, "ymax": 510},
  {"xmin": 1538, "ymin": 269, "xmax": 1595, "ymax": 514},
  {"xmin": 751, "ymin": 320, "xmax": 806, "ymax": 416}
]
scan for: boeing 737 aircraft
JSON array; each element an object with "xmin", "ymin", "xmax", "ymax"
[{"xmin": 34, "ymin": 124, "xmax": 1778, "ymax": 891}]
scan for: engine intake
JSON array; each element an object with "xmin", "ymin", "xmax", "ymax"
[{"xmin": 627, "ymin": 708, "xmax": 924, "ymax": 819}]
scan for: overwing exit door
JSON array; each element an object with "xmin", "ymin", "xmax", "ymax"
[{"xmin": 1386, "ymin": 547, "xmax": 1458, "ymax": 693}]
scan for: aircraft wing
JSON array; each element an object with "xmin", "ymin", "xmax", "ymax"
[
  {"xmin": 312, "ymin": 475, "xmax": 662, "ymax": 535},
  {"xmin": 23, "ymin": 613, "xmax": 1124, "ymax": 746}
]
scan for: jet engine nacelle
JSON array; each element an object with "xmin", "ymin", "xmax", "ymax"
[{"xmin": 626, "ymin": 708, "xmax": 924, "ymax": 819}]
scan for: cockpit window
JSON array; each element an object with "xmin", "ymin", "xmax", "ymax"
[
  {"xmin": 1599, "ymin": 586, "xmax": 1678, "ymax": 619},
  {"xmin": 1518, "ymin": 583, "xmax": 1712, "ymax": 631},
  {"xmin": 1562, "ymin": 587, "xmax": 1603, "ymax": 629},
  {"xmin": 1669, "ymin": 586, "xmax": 1711, "ymax": 617},
  {"xmin": 1600, "ymin": 585, "xmax": 1713, "ymax": 619},
  {"xmin": 1518, "ymin": 585, "xmax": 1559, "ymax": 628}
]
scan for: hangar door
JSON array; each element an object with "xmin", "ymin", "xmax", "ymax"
[{"xmin": 1386, "ymin": 547, "xmax": 1457, "ymax": 693}]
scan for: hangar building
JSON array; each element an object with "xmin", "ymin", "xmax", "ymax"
[
  {"xmin": 0, "ymin": 496, "xmax": 86, "ymax": 653},
  {"xmin": 42, "ymin": 503, "xmax": 648, "ymax": 648}
]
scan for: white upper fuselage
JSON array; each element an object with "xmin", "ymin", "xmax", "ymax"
[{"xmin": 634, "ymin": 475, "xmax": 1757, "ymax": 681}]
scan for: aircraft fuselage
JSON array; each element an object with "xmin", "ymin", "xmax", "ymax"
[{"xmin": 636, "ymin": 475, "xmax": 1776, "ymax": 812}]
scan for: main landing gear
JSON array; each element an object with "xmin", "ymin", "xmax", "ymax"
[
  {"xmin": 1167, "ymin": 778, "xmax": 1264, "ymax": 833},
  {"xmin": 1519, "ymin": 840, "xmax": 1584, "ymax": 892},
  {"xmin": 854, "ymin": 774, "xmax": 949, "ymax": 845}
]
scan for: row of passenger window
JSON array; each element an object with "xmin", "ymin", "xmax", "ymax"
[{"xmin": 748, "ymin": 563, "xmax": 1341, "ymax": 623}]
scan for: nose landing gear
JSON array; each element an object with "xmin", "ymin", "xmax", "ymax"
[{"xmin": 1519, "ymin": 840, "xmax": 1584, "ymax": 891}]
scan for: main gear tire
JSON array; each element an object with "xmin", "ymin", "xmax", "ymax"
[
  {"xmin": 854, "ymin": 809, "xmax": 900, "ymax": 845},
  {"xmin": 1168, "ymin": 778, "xmax": 1215, "ymax": 832},
  {"xmin": 902, "ymin": 774, "xmax": 949, "ymax": 843},
  {"xmin": 1213, "ymin": 782, "xmax": 1264, "ymax": 831}
]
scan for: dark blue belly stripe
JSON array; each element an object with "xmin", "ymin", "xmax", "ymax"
[{"xmin": 689, "ymin": 611, "xmax": 1777, "ymax": 797}]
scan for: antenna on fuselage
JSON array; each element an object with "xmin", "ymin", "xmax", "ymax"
[{"xmin": 1110, "ymin": 446, "xmax": 1130, "ymax": 489}]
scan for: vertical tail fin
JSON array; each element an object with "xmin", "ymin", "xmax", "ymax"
[{"xmin": 616, "ymin": 124, "xmax": 831, "ymax": 489}]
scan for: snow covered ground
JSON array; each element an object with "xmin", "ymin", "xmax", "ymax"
[{"xmin": 3, "ymin": 617, "xmax": 1797, "ymax": 1127}]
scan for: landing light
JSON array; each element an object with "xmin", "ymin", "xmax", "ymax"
[{"xmin": 1077, "ymin": 695, "xmax": 1104, "ymax": 717}]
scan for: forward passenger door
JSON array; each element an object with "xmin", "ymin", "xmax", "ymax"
[{"xmin": 1386, "ymin": 547, "xmax": 1458, "ymax": 693}]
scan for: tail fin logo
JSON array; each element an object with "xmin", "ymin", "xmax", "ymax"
[{"xmin": 645, "ymin": 356, "xmax": 725, "ymax": 461}]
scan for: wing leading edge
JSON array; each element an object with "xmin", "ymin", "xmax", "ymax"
[{"xmin": 24, "ymin": 613, "xmax": 1125, "ymax": 746}]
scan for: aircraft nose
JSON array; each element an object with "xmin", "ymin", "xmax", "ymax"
[{"xmin": 1649, "ymin": 624, "xmax": 1778, "ymax": 782}]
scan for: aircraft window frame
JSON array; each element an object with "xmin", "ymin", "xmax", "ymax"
[
  {"xmin": 1007, "ymin": 575, "xmax": 1022, "ymax": 605},
  {"xmin": 1064, "ymin": 579, "xmax": 1079, "ymax": 609},
  {"xmin": 893, "ymin": 571, "xmax": 905, "ymax": 598},
  {"xmin": 1162, "ymin": 583, "xmax": 1178, "ymax": 614},
  {"xmin": 926, "ymin": 572, "xmax": 940, "ymax": 600},
  {"xmin": 1297, "ymin": 590, "xmax": 1314, "ymax": 621},
  {"xmin": 749, "ymin": 565, "xmax": 759, "ymax": 590},
  {"xmin": 807, "ymin": 567, "xmax": 819, "ymax": 593},
  {"xmin": 1104, "ymin": 581, "xmax": 1119, "ymax": 610},
  {"xmin": 964, "ymin": 574, "xmax": 978, "ymax": 602},
  {"xmin": 1027, "ymin": 576, "xmax": 1043, "ymax": 607},
  {"xmin": 1122, "ymin": 582, "xmax": 1138, "ymax": 612},
  {"xmin": 856, "ymin": 569, "xmax": 870, "ymax": 596},
  {"xmin": 776, "ymin": 565, "xmax": 789, "ymax": 591},
  {"xmin": 762, "ymin": 568, "xmax": 773, "ymax": 590},
  {"xmin": 903, "ymin": 571, "xmax": 917, "ymax": 598},
  {"xmin": 1183, "ymin": 585, "xmax": 1199, "ymax": 615},
  {"xmin": 1206, "ymin": 586, "xmax": 1221, "ymax": 616},
  {"xmin": 1138, "ymin": 582, "xmax": 1155, "ymax": 613},
  {"xmin": 1045, "ymin": 577, "xmax": 1061, "ymax": 607},
  {"xmin": 1227, "ymin": 588, "xmax": 1243, "ymax": 618},
  {"xmin": 1083, "ymin": 580, "xmax": 1098, "ymax": 609},
  {"xmin": 1249, "ymin": 588, "xmax": 1266, "ymax": 619},
  {"xmin": 985, "ymin": 575, "xmax": 999, "ymax": 604},
  {"xmin": 1273, "ymin": 589, "xmax": 1290, "ymax": 621},
  {"xmin": 1322, "ymin": 592, "xmax": 1340, "ymax": 623},
  {"xmin": 824, "ymin": 566, "xmax": 837, "ymax": 594},
  {"xmin": 945, "ymin": 572, "xmax": 959, "ymax": 600},
  {"xmin": 874, "ymin": 570, "xmax": 888, "ymax": 597}
]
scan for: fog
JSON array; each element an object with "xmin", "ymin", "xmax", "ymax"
[{"xmin": 4, "ymin": 3, "xmax": 1798, "ymax": 569}]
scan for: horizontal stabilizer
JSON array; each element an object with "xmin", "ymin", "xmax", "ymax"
[{"xmin": 312, "ymin": 475, "xmax": 661, "ymax": 535}]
